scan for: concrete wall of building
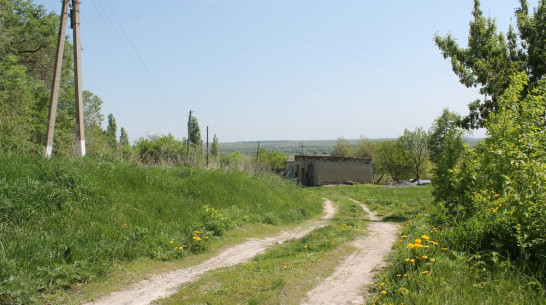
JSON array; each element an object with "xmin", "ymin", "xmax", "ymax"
[{"xmin": 287, "ymin": 156, "xmax": 373, "ymax": 186}]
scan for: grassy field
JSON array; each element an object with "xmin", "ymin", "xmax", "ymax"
[{"xmin": 0, "ymin": 153, "xmax": 321, "ymax": 304}]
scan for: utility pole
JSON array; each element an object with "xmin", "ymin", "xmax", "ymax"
[
  {"xmin": 71, "ymin": 0, "xmax": 85, "ymax": 156},
  {"xmin": 44, "ymin": 0, "xmax": 85, "ymax": 157},
  {"xmin": 186, "ymin": 110, "xmax": 192, "ymax": 163},
  {"xmin": 256, "ymin": 141, "xmax": 260, "ymax": 162},
  {"xmin": 206, "ymin": 126, "xmax": 209, "ymax": 168}
]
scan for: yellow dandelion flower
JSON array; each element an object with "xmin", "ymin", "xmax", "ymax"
[
  {"xmin": 283, "ymin": 265, "xmax": 287, "ymax": 269},
  {"xmin": 178, "ymin": 246, "xmax": 183, "ymax": 250},
  {"xmin": 421, "ymin": 235, "xmax": 430, "ymax": 241},
  {"xmin": 422, "ymin": 270, "xmax": 430, "ymax": 275},
  {"xmin": 380, "ymin": 282, "xmax": 385, "ymax": 287},
  {"xmin": 430, "ymin": 259, "xmax": 436, "ymax": 263},
  {"xmin": 401, "ymin": 235, "xmax": 408, "ymax": 238},
  {"xmin": 404, "ymin": 258, "xmax": 410, "ymax": 262},
  {"xmin": 194, "ymin": 231, "xmax": 200, "ymax": 234},
  {"xmin": 441, "ymin": 248, "xmax": 448, "ymax": 251},
  {"xmin": 169, "ymin": 240, "xmax": 174, "ymax": 244},
  {"xmin": 414, "ymin": 244, "xmax": 424, "ymax": 249},
  {"xmin": 381, "ymin": 290, "xmax": 387, "ymax": 295},
  {"xmin": 203, "ymin": 236, "xmax": 209, "ymax": 239},
  {"xmin": 304, "ymin": 245, "xmax": 308, "ymax": 249},
  {"xmin": 410, "ymin": 259, "xmax": 415, "ymax": 263},
  {"xmin": 397, "ymin": 274, "xmax": 402, "ymax": 277},
  {"xmin": 123, "ymin": 224, "xmax": 127, "ymax": 228},
  {"xmin": 422, "ymin": 255, "xmax": 428, "ymax": 259},
  {"xmin": 407, "ymin": 243, "xmax": 415, "ymax": 249},
  {"xmin": 424, "ymin": 245, "xmax": 430, "ymax": 248},
  {"xmin": 403, "ymin": 274, "xmax": 409, "ymax": 277},
  {"xmin": 415, "ymin": 239, "xmax": 422, "ymax": 244}
]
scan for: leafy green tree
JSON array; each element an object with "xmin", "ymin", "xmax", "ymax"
[
  {"xmin": 189, "ymin": 116, "xmax": 201, "ymax": 146},
  {"xmin": 375, "ymin": 140, "xmax": 411, "ymax": 182},
  {"xmin": 354, "ymin": 136, "xmax": 375, "ymax": 159},
  {"xmin": 106, "ymin": 113, "xmax": 117, "ymax": 149},
  {"xmin": 427, "ymin": 109, "xmax": 466, "ymax": 206},
  {"xmin": 434, "ymin": 0, "xmax": 545, "ymax": 129},
  {"xmin": 134, "ymin": 134, "xmax": 186, "ymax": 165},
  {"xmin": 119, "ymin": 127, "xmax": 129, "ymax": 146},
  {"xmin": 211, "ymin": 134, "xmax": 219, "ymax": 157},
  {"xmin": 331, "ymin": 137, "xmax": 354, "ymax": 157},
  {"xmin": 398, "ymin": 127, "xmax": 429, "ymax": 182},
  {"xmin": 0, "ymin": 55, "xmax": 39, "ymax": 152}
]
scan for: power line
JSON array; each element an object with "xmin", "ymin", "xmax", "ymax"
[{"xmin": 192, "ymin": 0, "xmax": 456, "ymax": 88}]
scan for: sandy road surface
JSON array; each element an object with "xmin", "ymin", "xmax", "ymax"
[
  {"xmin": 302, "ymin": 198, "xmax": 399, "ymax": 305},
  {"xmin": 86, "ymin": 199, "xmax": 336, "ymax": 305}
]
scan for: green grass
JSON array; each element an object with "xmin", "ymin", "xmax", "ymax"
[
  {"xmin": 0, "ymin": 152, "xmax": 321, "ymax": 304},
  {"xmin": 158, "ymin": 196, "xmax": 369, "ymax": 304}
]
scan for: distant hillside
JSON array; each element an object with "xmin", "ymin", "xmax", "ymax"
[{"xmin": 219, "ymin": 138, "xmax": 484, "ymax": 156}]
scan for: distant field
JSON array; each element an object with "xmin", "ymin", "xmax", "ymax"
[{"xmin": 218, "ymin": 137, "xmax": 484, "ymax": 156}]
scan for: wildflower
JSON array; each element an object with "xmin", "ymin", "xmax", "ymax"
[
  {"xmin": 304, "ymin": 245, "xmax": 308, "ymax": 249},
  {"xmin": 407, "ymin": 243, "xmax": 414, "ymax": 249},
  {"xmin": 410, "ymin": 259, "xmax": 415, "ymax": 263},
  {"xmin": 415, "ymin": 239, "xmax": 422, "ymax": 244},
  {"xmin": 123, "ymin": 224, "xmax": 127, "ymax": 228},
  {"xmin": 178, "ymin": 246, "xmax": 183, "ymax": 250},
  {"xmin": 441, "ymin": 248, "xmax": 448, "ymax": 251},
  {"xmin": 404, "ymin": 258, "xmax": 410, "ymax": 262},
  {"xmin": 396, "ymin": 274, "xmax": 402, "ymax": 277},
  {"xmin": 431, "ymin": 241, "xmax": 439, "ymax": 246},
  {"xmin": 421, "ymin": 235, "xmax": 430, "ymax": 241},
  {"xmin": 169, "ymin": 240, "xmax": 174, "ymax": 244},
  {"xmin": 192, "ymin": 236, "xmax": 202, "ymax": 241},
  {"xmin": 403, "ymin": 274, "xmax": 409, "ymax": 277},
  {"xmin": 414, "ymin": 243, "xmax": 424, "ymax": 249},
  {"xmin": 401, "ymin": 235, "xmax": 408, "ymax": 238},
  {"xmin": 194, "ymin": 231, "xmax": 201, "ymax": 234},
  {"xmin": 381, "ymin": 290, "xmax": 387, "ymax": 295},
  {"xmin": 283, "ymin": 265, "xmax": 287, "ymax": 269},
  {"xmin": 424, "ymin": 245, "xmax": 430, "ymax": 248},
  {"xmin": 422, "ymin": 270, "xmax": 430, "ymax": 275},
  {"xmin": 380, "ymin": 282, "xmax": 385, "ymax": 287},
  {"xmin": 422, "ymin": 255, "xmax": 428, "ymax": 259},
  {"xmin": 430, "ymin": 259, "xmax": 436, "ymax": 263},
  {"xmin": 203, "ymin": 236, "xmax": 209, "ymax": 239}
]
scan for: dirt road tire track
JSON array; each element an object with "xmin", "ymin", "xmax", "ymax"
[
  {"xmin": 86, "ymin": 199, "xmax": 336, "ymax": 305},
  {"xmin": 302, "ymin": 198, "xmax": 399, "ymax": 305}
]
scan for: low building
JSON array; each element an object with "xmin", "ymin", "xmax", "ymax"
[{"xmin": 286, "ymin": 155, "xmax": 373, "ymax": 186}]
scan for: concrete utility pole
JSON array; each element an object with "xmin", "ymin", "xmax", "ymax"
[
  {"xmin": 44, "ymin": 0, "xmax": 85, "ymax": 157},
  {"xmin": 186, "ymin": 110, "xmax": 192, "ymax": 163}
]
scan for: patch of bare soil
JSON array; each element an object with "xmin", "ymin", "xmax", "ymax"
[
  {"xmin": 302, "ymin": 199, "xmax": 399, "ymax": 305},
  {"xmin": 86, "ymin": 199, "xmax": 336, "ymax": 305}
]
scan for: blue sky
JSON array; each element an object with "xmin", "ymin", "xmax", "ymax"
[{"xmin": 36, "ymin": 0, "xmax": 537, "ymax": 143}]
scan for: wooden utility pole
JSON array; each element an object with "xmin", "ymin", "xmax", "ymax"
[
  {"xmin": 256, "ymin": 141, "xmax": 260, "ymax": 162},
  {"xmin": 206, "ymin": 126, "xmax": 209, "ymax": 168},
  {"xmin": 44, "ymin": 0, "xmax": 85, "ymax": 157},
  {"xmin": 186, "ymin": 110, "xmax": 192, "ymax": 163}
]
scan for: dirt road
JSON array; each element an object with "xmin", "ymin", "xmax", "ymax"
[
  {"xmin": 302, "ymin": 199, "xmax": 399, "ymax": 305},
  {"xmin": 86, "ymin": 199, "xmax": 336, "ymax": 305}
]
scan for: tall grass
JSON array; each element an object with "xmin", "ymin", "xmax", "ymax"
[{"xmin": 0, "ymin": 152, "xmax": 320, "ymax": 304}]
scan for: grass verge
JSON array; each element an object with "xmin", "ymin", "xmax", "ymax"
[{"xmin": 0, "ymin": 153, "xmax": 321, "ymax": 304}]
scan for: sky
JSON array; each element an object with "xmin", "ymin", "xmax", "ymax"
[{"xmin": 35, "ymin": 0, "xmax": 538, "ymax": 143}]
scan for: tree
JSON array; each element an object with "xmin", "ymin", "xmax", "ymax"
[
  {"xmin": 331, "ymin": 137, "xmax": 354, "ymax": 157},
  {"xmin": 106, "ymin": 113, "xmax": 117, "ymax": 149},
  {"xmin": 375, "ymin": 140, "xmax": 411, "ymax": 182},
  {"xmin": 354, "ymin": 136, "xmax": 375, "ymax": 159},
  {"xmin": 398, "ymin": 127, "xmax": 429, "ymax": 182},
  {"xmin": 427, "ymin": 109, "xmax": 466, "ymax": 204},
  {"xmin": 211, "ymin": 134, "xmax": 219, "ymax": 157},
  {"xmin": 434, "ymin": 0, "xmax": 545, "ymax": 129},
  {"xmin": 119, "ymin": 128, "xmax": 129, "ymax": 146},
  {"xmin": 189, "ymin": 116, "xmax": 201, "ymax": 146}
]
